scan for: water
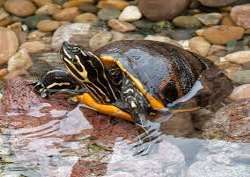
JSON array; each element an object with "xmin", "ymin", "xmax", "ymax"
[{"xmin": 1, "ymin": 103, "xmax": 250, "ymax": 177}]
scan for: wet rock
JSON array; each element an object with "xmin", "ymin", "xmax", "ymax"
[
  {"xmin": 53, "ymin": 0, "xmax": 67, "ymax": 5},
  {"xmin": 197, "ymin": 0, "xmax": 238, "ymax": 7},
  {"xmin": 231, "ymin": 4, "xmax": 250, "ymax": 29},
  {"xmin": 4, "ymin": 0, "xmax": 36, "ymax": 17},
  {"xmin": 27, "ymin": 30, "xmax": 47, "ymax": 41},
  {"xmin": 138, "ymin": 0, "xmax": 190, "ymax": 21},
  {"xmin": 108, "ymin": 19, "xmax": 136, "ymax": 33},
  {"xmin": 20, "ymin": 41, "xmax": 50, "ymax": 54},
  {"xmin": 144, "ymin": 35, "xmax": 182, "ymax": 47},
  {"xmin": 0, "ymin": 68, "xmax": 8, "ymax": 78},
  {"xmin": 189, "ymin": 36, "xmax": 211, "ymax": 57},
  {"xmin": 118, "ymin": 5, "xmax": 142, "ymax": 22},
  {"xmin": 52, "ymin": 23, "xmax": 91, "ymax": 50},
  {"xmin": 195, "ymin": 13, "xmax": 222, "ymax": 26},
  {"xmin": 74, "ymin": 13, "xmax": 97, "ymax": 23},
  {"xmin": 53, "ymin": 7, "xmax": 80, "ymax": 21},
  {"xmin": 62, "ymin": 0, "xmax": 94, "ymax": 8},
  {"xmin": 166, "ymin": 29, "xmax": 196, "ymax": 40},
  {"xmin": 0, "ymin": 7, "xmax": 9, "ymax": 21},
  {"xmin": 111, "ymin": 31, "xmax": 125, "ymax": 42},
  {"xmin": 232, "ymin": 70, "xmax": 250, "ymax": 84},
  {"xmin": 79, "ymin": 3, "xmax": 98, "ymax": 13},
  {"xmin": 221, "ymin": 14, "xmax": 236, "ymax": 26},
  {"xmin": 97, "ymin": 0, "xmax": 129, "ymax": 10},
  {"xmin": 22, "ymin": 15, "xmax": 50, "ymax": 29},
  {"xmin": 89, "ymin": 31, "xmax": 113, "ymax": 50},
  {"xmin": 173, "ymin": 16, "xmax": 202, "ymax": 29},
  {"xmin": 207, "ymin": 44, "xmax": 226, "ymax": 56},
  {"xmin": 36, "ymin": 3, "xmax": 61, "ymax": 16},
  {"xmin": 97, "ymin": 8, "xmax": 121, "ymax": 21},
  {"xmin": 0, "ymin": 27, "xmax": 19, "ymax": 65},
  {"xmin": 201, "ymin": 25, "xmax": 244, "ymax": 45},
  {"xmin": 6, "ymin": 49, "xmax": 32, "ymax": 79},
  {"xmin": 31, "ymin": 0, "xmax": 52, "ymax": 7},
  {"xmin": 37, "ymin": 19, "xmax": 60, "ymax": 32},
  {"xmin": 229, "ymin": 84, "xmax": 250, "ymax": 101},
  {"xmin": 221, "ymin": 51, "xmax": 250, "ymax": 64}
]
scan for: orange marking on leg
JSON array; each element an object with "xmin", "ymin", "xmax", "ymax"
[{"xmin": 75, "ymin": 93, "xmax": 133, "ymax": 122}]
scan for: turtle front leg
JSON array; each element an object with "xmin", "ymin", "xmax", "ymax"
[{"xmin": 33, "ymin": 70, "xmax": 87, "ymax": 98}]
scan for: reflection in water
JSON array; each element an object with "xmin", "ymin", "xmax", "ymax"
[{"xmin": 0, "ymin": 104, "xmax": 250, "ymax": 177}]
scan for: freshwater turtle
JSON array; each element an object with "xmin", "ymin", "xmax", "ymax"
[{"xmin": 34, "ymin": 40, "xmax": 229, "ymax": 125}]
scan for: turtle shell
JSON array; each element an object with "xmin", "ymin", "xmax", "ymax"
[{"xmin": 95, "ymin": 40, "xmax": 213, "ymax": 104}]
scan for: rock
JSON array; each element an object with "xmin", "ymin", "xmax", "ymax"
[
  {"xmin": 197, "ymin": 0, "xmax": 238, "ymax": 7},
  {"xmin": 166, "ymin": 29, "xmax": 196, "ymax": 40},
  {"xmin": 189, "ymin": 37, "xmax": 211, "ymax": 57},
  {"xmin": 0, "ymin": 8, "xmax": 9, "ymax": 21},
  {"xmin": 221, "ymin": 14, "xmax": 236, "ymax": 26},
  {"xmin": 62, "ymin": 0, "xmax": 94, "ymax": 8},
  {"xmin": 0, "ymin": 68, "xmax": 8, "ymax": 78},
  {"xmin": 232, "ymin": 70, "xmax": 250, "ymax": 84},
  {"xmin": 111, "ymin": 31, "xmax": 125, "ymax": 42},
  {"xmin": 201, "ymin": 25, "xmax": 244, "ymax": 45},
  {"xmin": 27, "ymin": 30, "xmax": 47, "ymax": 40},
  {"xmin": 89, "ymin": 31, "xmax": 113, "ymax": 50},
  {"xmin": 195, "ymin": 13, "xmax": 222, "ymax": 26},
  {"xmin": 118, "ymin": 5, "xmax": 142, "ymax": 22},
  {"xmin": 31, "ymin": 0, "xmax": 52, "ymax": 6},
  {"xmin": 138, "ymin": 0, "xmax": 190, "ymax": 21},
  {"xmin": 97, "ymin": 0, "xmax": 129, "ymax": 10},
  {"xmin": 22, "ymin": 15, "xmax": 50, "ymax": 29},
  {"xmin": 79, "ymin": 3, "xmax": 98, "ymax": 13},
  {"xmin": 36, "ymin": 3, "xmax": 61, "ymax": 16},
  {"xmin": 207, "ymin": 44, "xmax": 226, "ymax": 56},
  {"xmin": 97, "ymin": 8, "xmax": 121, "ymax": 21},
  {"xmin": 173, "ymin": 16, "xmax": 202, "ymax": 29},
  {"xmin": 20, "ymin": 41, "xmax": 50, "ymax": 54},
  {"xmin": 6, "ymin": 49, "xmax": 32, "ymax": 78},
  {"xmin": 53, "ymin": 0, "xmax": 67, "ymax": 5},
  {"xmin": 37, "ymin": 19, "xmax": 60, "ymax": 32},
  {"xmin": 229, "ymin": 84, "xmax": 250, "ymax": 101},
  {"xmin": 231, "ymin": 4, "xmax": 250, "ymax": 29},
  {"xmin": 221, "ymin": 51, "xmax": 250, "ymax": 64},
  {"xmin": 108, "ymin": 19, "xmax": 136, "ymax": 33},
  {"xmin": 52, "ymin": 23, "xmax": 91, "ymax": 50},
  {"xmin": 0, "ymin": 27, "xmax": 19, "ymax": 65},
  {"xmin": 53, "ymin": 7, "xmax": 80, "ymax": 21},
  {"xmin": 4, "ymin": 0, "xmax": 36, "ymax": 17},
  {"xmin": 74, "ymin": 13, "xmax": 97, "ymax": 23},
  {"xmin": 144, "ymin": 35, "xmax": 182, "ymax": 47}
]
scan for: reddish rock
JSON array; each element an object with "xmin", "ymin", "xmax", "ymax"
[
  {"xmin": 198, "ymin": 0, "xmax": 238, "ymax": 7},
  {"xmin": 138, "ymin": 0, "xmax": 190, "ymax": 21},
  {"xmin": 231, "ymin": 4, "xmax": 250, "ymax": 29}
]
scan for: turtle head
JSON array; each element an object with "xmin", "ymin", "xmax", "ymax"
[{"xmin": 60, "ymin": 41, "xmax": 118, "ymax": 103}]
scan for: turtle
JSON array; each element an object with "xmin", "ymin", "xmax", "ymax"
[{"xmin": 34, "ymin": 40, "xmax": 231, "ymax": 125}]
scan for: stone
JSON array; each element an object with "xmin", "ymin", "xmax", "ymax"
[
  {"xmin": 37, "ymin": 19, "xmax": 60, "ymax": 32},
  {"xmin": 97, "ymin": 8, "xmax": 121, "ymax": 21},
  {"xmin": 189, "ymin": 37, "xmax": 211, "ymax": 57},
  {"xmin": 138, "ymin": 0, "xmax": 190, "ymax": 21},
  {"xmin": 118, "ymin": 5, "xmax": 142, "ymax": 22},
  {"xmin": 89, "ymin": 31, "xmax": 113, "ymax": 50},
  {"xmin": 0, "ymin": 27, "xmax": 19, "ymax": 65},
  {"xmin": 22, "ymin": 15, "xmax": 50, "ymax": 29},
  {"xmin": 20, "ymin": 41, "xmax": 50, "ymax": 54},
  {"xmin": 53, "ymin": 0, "xmax": 67, "ymax": 5},
  {"xmin": 53, "ymin": 7, "xmax": 80, "ymax": 21},
  {"xmin": 111, "ymin": 31, "xmax": 125, "ymax": 42},
  {"xmin": 52, "ymin": 23, "xmax": 91, "ymax": 50},
  {"xmin": 36, "ymin": 3, "xmax": 61, "ymax": 16},
  {"xmin": 166, "ymin": 29, "xmax": 196, "ymax": 40},
  {"xmin": 0, "ymin": 8, "xmax": 9, "ymax": 21},
  {"xmin": 6, "ymin": 49, "xmax": 32, "ymax": 78},
  {"xmin": 229, "ymin": 84, "xmax": 250, "ymax": 101},
  {"xmin": 195, "ymin": 13, "xmax": 222, "ymax": 26},
  {"xmin": 144, "ymin": 35, "xmax": 182, "ymax": 47},
  {"xmin": 97, "ymin": 0, "xmax": 129, "ymax": 10},
  {"xmin": 231, "ymin": 4, "xmax": 250, "ymax": 29},
  {"xmin": 28, "ymin": 30, "xmax": 47, "ymax": 40},
  {"xmin": 221, "ymin": 14, "xmax": 235, "ymax": 26},
  {"xmin": 79, "ymin": 3, "xmax": 98, "ymax": 13},
  {"xmin": 0, "ymin": 68, "xmax": 8, "ymax": 78},
  {"xmin": 173, "ymin": 16, "xmax": 202, "ymax": 29},
  {"xmin": 4, "ymin": 0, "xmax": 36, "ymax": 17},
  {"xmin": 63, "ymin": 0, "xmax": 93, "ymax": 8},
  {"xmin": 198, "ymin": 0, "xmax": 238, "ymax": 7},
  {"xmin": 108, "ymin": 19, "xmax": 136, "ymax": 33},
  {"xmin": 207, "ymin": 44, "xmax": 226, "ymax": 56},
  {"xmin": 31, "ymin": 0, "xmax": 52, "ymax": 6},
  {"xmin": 74, "ymin": 13, "xmax": 97, "ymax": 23},
  {"xmin": 201, "ymin": 25, "xmax": 245, "ymax": 45},
  {"xmin": 232, "ymin": 70, "xmax": 250, "ymax": 84},
  {"xmin": 221, "ymin": 51, "xmax": 250, "ymax": 64}
]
